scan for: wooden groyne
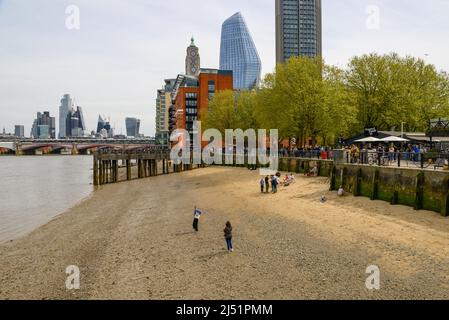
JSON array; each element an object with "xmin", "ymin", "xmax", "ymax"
[{"xmin": 93, "ymin": 147, "xmax": 199, "ymax": 186}]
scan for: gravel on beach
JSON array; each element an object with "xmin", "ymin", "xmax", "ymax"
[{"xmin": 1, "ymin": 167, "xmax": 449, "ymax": 300}]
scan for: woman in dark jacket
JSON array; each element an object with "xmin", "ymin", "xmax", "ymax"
[{"xmin": 224, "ymin": 221, "xmax": 233, "ymax": 253}]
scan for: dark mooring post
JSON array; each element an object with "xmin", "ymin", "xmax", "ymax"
[
  {"xmin": 137, "ymin": 159, "xmax": 142, "ymax": 179},
  {"xmin": 114, "ymin": 160, "xmax": 119, "ymax": 182},
  {"xmin": 93, "ymin": 158, "xmax": 99, "ymax": 186},
  {"xmin": 105, "ymin": 161, "xmax": 109, "ymax": 184},
  {"xmin": 162, "ymin": 159, "xmax": 166, "ymax": 174},
  {"xmin": 154, "ymin": 160, "xmax": 158, "ymax": 176},
  {"xmin": 143, "ymin": 160, "xmax": 148, "ymax": 177},
  {"xmin": 126, "ymin": 160, "xmax": 131, "ymax": 181},
  {"xmin": 99, "ymin": 160, "xmax": 104, "ymax": 185},
  {"xmin": 101, "ymin": 161, "xmax": 105, "ymax": 185}
]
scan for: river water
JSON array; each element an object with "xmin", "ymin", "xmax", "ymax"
[{"xmin": 0, "ymin": 156, "xmax": 93, "ymax": 242}]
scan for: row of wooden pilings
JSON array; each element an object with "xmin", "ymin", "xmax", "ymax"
[
  {"xmin": 93, "ymin": 157, "xmax": 200, "ymax": 186},
  {"xmin": 93, "ymin": 158, "xmax": 174, "ymax": 186}
]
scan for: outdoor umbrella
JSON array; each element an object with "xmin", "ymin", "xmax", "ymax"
[
  {"xmin": 354, "ymin": 137, "xmax": 381, "ymax": 143},
  {"xmin": 380, "ymin": 136, "xmax": 410, "ymax": 142}
]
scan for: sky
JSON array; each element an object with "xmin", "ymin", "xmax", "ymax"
[{"xmin": 1, "ymin": 0, "xmax": 449, "ymax": 137}]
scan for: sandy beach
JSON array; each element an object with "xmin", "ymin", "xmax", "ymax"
[{"xmin": 1, "ymin": 166, "xmax": 449, "ymax": 300}]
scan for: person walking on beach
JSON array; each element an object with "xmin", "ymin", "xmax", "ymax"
[
  {"xmin": 260, "ymin": 177, "xmax": 265, "ymax": 193},
  {"xmin": 192, "ymin": 206, "xmax": 202, "ymax": 232},
  {"xmin": 224, "ymin": 221, "xmax": 233, "ymax": 253},
  {"xmin": 265, "ymin": 175, "xmax": 270, "ymax": 193},
  {"xmin": 272, "ymin": 175, "xmax": 279, "ymax": 194}
]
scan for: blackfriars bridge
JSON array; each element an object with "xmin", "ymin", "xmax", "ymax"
[{"xmin": 0, "ymin": 138, "xmax": 159, "ymax": 155}]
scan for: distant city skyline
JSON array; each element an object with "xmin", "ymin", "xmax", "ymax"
[{"xmin": 1, "ymin": 0, "xmax": 449, "ymax": 136}]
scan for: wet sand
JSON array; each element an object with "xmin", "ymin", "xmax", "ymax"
[{"xmin": 1, "ymin": 167, "xmax": 449, "ymax": 300}]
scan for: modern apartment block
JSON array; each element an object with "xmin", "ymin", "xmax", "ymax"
[
  {"xmin": 276, "ymin": 0, "xmax": 322, "ymax": 63},
  {"xmin": 220, "ymin": 12, "xmax": 261, "ymax": 90},
  {"xmin": 156, "ymin": 79, "xmax": 176, "ymax": 145}
]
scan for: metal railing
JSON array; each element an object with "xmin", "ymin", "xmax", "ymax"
[{"xmin": 345, "ymin": 151, "xmax": 449, "ymax": 170}]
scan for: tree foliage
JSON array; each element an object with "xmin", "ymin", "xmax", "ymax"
[{"xmin": 202, "ymin": 53, "xmax": 449, "ymax": 146}]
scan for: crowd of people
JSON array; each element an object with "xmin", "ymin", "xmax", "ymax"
[
  {"xmin": 280, "ymin": 146, "xmax": 333, "ymax": 160},
  {"xmin": 259, "ymin": 173, "xmax": 296, "ymax": 194},
  {"xmin": 346, "ymin": 143, "xmax": 434, "ymax": 165}
]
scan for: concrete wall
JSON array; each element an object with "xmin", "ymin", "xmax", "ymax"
[
  {"xmin": 278, "ymin": 157, "xmax": 334, "ymax": 177},
  {"xmin": 330, "ymin": 164, "xmax": 449, "ymax": 216}
]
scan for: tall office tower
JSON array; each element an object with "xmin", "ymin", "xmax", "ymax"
[
  {"xmin": 66, "ymin": 106, "xmax": 86, "ymax": 137},
  {"xmin": 31, "ymin": 111, "xmax": 56, "ymax": 139},
  {"xmin": 96, "ymin": 115, "xmax": 113, "ymax": 138},
  {"xmin": 125, "ymin": 117, "xmax": 141, "ymax": 137},
  {"xmin": 14, "ymin": 125, "xmax": 25, "ymax": 138},
  {"xmin": 276, "ymin": 0, "xmax": 322, "ymax": 63},
  {"xmin": 156, "ymin": 79, "xmax": 176, "ymax": 145},
  {"xmin": 220, "ymin": 12, "xmax": 261, "ymax": 90},
  {"xmin": 185, "ymin": 38, "xmax": 201, "ymax": 77},
  {"xmin": 59, "ymin": 94, "xmax": 73, "ymax": 138}
]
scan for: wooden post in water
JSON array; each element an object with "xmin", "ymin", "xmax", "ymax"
[
  {"xmin": 98, "ymin": 161, "xmax": 103, "ymax": 185},
  {"xmin": 126, "ymin": 160, "xmax": 131, "ymax": 180},
  {"xmin": 154, "ymin": 160, "xmax": 158, "ymax": 176},
  {"xmin": 93, "ymin": 158, "xmax": 99, "ymax": 186},
  {"xmin": 137, "ymin": 160, "xmax": 141, "ymax": 178}
]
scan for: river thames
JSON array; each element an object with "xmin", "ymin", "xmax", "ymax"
[{"xmin": 0, "ymin": 156, "xmax": 93, "ymax": 242}]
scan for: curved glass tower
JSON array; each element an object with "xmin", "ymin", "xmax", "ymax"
[{"xmin": 220, "ymin": 12, "xmax": 262, "ymax": 90}]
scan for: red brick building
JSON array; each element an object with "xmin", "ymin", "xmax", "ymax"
[{"xmin": 169, "ymin": 69, "xmax": 233, "ymax": 145}]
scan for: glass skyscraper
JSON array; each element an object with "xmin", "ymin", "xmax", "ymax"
[
  {"xmin": 220, "ymin": 12, "xmax": 261, "ymax": 90},
  {"xmin": 276, "ymin": 0, "xmax": 322, "ymax": 63},
  {"xmin": 125, "ymin": 117, "xmax": 141, "ymax": 138}
]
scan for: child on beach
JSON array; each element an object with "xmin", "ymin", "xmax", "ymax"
[
  {"xmin": 260, "ymin": 178, "xmax": 265, "ymax": 193},
  {"xmin": 265, "ymin": 176, "xmax": 270, "ymax": 193},
  {"xmin": 193, "ymin": 206, "xmax": 202, "ymax": 232},
  {"xmin": 224, "ymin": 221, "xmax": 233, "ymax": 253}
]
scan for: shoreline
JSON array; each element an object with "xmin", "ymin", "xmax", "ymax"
[{"xmin": 1, "ymin": 167, "xmax": 449, "ymax": 299}]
